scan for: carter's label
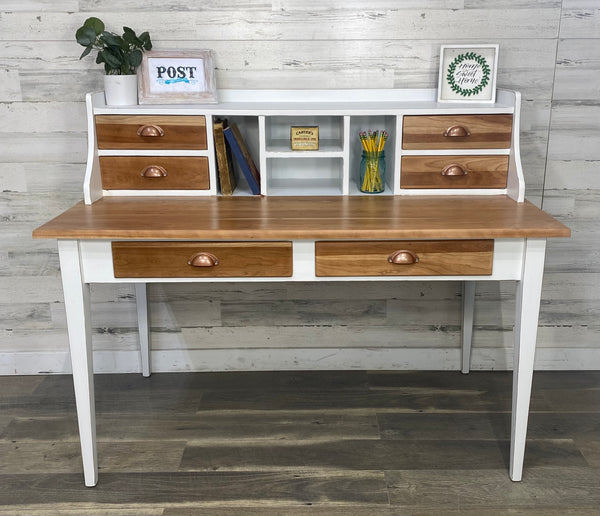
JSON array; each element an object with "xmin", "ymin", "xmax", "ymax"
[{"xmin": 291, "ymin": 126, "xmax": 319, "ymax": 150}]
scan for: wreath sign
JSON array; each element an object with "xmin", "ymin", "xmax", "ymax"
[{"xmin": 446, "ymin": 52, "xmax": 491, "ymax": 97}]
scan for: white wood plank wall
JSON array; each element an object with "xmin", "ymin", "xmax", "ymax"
[{"xmin": 0, "ymin": 1, "xmax": 597, "ymax": 374}]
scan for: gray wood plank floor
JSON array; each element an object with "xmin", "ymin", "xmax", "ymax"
[{"xmin": 0, "ymin": 370, "xmax": 599, "ymax": 515}]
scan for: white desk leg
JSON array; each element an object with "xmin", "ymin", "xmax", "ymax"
[
  {"xmin": 510, "ymin": 238, "xmax": 546, "ymax": 481},
  {"xmin": 135, "ymin": 283, "xmax": 151, "ymax": 377},
  {"xmin": 461, "ymin": 281, "xmax": 476, "ymax": 374},
  {"xmin": 58, "ymin": 240, "xmax": 98, "ymax": 487}
]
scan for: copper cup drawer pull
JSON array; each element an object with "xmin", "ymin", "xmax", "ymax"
[
  {"xmin": 441, "ymin": 164, "xmax": 467, "ymax": 177},
  {"xmin": 141, "ymin": 165, "xmax": 168, "ymax": 178},
  {"xmin": 188, "ymin": 252, "xmax": 219, "ymax": 267},
  {"xmin": 443, "ymin": 125, "xmax": 470, "ymax": 137},
  {"xmin": 137, "ymin": 124, "xmax": 165, "ymax": 137},
  {"xmin": 388, "ymin": 250, "xmax": 419, "ymax": 265}
]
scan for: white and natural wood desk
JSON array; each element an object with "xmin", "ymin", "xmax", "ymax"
[{"xmin": 34, "ymin": 89, "xmax": 569, "ymax": 487}]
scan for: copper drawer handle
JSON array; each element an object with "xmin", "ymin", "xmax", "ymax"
[
  {"xmin": 137, "ymin": 124, "xmax": 165, "ymax": 137},
  {"xmin": 141, "ymin": 165, "xmax": 168, "ymax": 178},
  {"xmin": 388, "ymin": 250, "xmax": 419, "ymax": 265},
  {"xmin": 443, "ymin": 125, "xmax": 470, "ymax": 137},
  {"xmin": 188, "ymin": 252, "xmax": 219, "ymax": 267},
  {"xmin": 441, "ymin": 164, "xmax": 467, "ymax": 177}
]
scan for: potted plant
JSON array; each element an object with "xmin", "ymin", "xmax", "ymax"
[{"xmin": 76, "ymin": 17, "xmax": 152, "ymax": 105}]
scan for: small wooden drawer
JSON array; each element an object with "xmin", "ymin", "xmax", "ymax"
[
  {"xmin": 401, "ymin": 155, "xmax": 508, "ymax": 189},
  {"xmin": 96, "ymin": 115, "xmax": 207, "ymax": 150},
  {"xmin": 112, "ymin": 241, "xmax": 293, "ymax": 278},
  {"xmin": 402, "ymin": 115, "xmax": 512, "ymax": 150},
  {"xmin": 99, "ymin": 156, "xmax": 210, "ymax": 190},
  {"xmin": 315, "ymin": 240, "xmax": 493, "ymax": 277}
]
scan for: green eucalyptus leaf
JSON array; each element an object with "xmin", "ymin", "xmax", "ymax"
[
  {"xmin": 102, "ymin": 46, "xmax": 123, "ymax": 69},
  {"xmin": 138, "ymin": 31, "xmax": 152, "ymax": 50},
  {"xmin": 100, "ymin": 31, "xmax": 120, "ymax": 47},
  {"xmin": 83, "ymin": 17, "xmax": 105, "ymax": 35},
  {"xmin": 122, "ymin": 26, "xmax": 142, "ymax": 47},
  {"xmin": 76, "ymin": 26, "xmax": 96, "ymax": 47},
  {"xmin": 128, "ymin": 49, "xmax": 143, "ymax": 69},
  {"xmin": 76, "ymin": 17, "xmax": 151, "ymax": 74},
  {"xmin": 79, "ymin": 45, "xmax": 93, "ymax": 59}
]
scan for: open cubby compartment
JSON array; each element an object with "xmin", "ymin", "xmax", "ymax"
[
  {"xmin": 265, "ymin": 157, "xmax": 344, "ymax": 195},
  {"xmin": 264, "ymin": 115, "xmax": 345, "ymax": 154},
  {"xmin": 214, "ymin": 115, "xmax": 260, "ymax": 196},
  {"xmin": 348, "ymin": 115, "xmax": 397, "ymax": 195}
]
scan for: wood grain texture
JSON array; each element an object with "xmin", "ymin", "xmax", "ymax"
[
  {"xmin": 1, "ymin": 371, "xmax": 600, "ymax": 513},
  {"xmin": 95, "ymin": 115, "xmax": 207, "ymax": 150},
  {"xmin": 400, "ymin": 155, "xmax": 509, "ymax": 189},
  {"xmin": 1, "ymin": 0, "xmax": 598, "ymax": 374},
  {"xmin": 402, "ymin": 115, "xmax": 513, "ymax": 150},
  {"xmin": 33, "ymin": 196, "xmax": 570, "ymax": 240},
  {"xmin": 112, "ymin": 241, "xmax": 293, "ymax": 278},
  {"xmin": 0, "ymin": 10, "xmax": 562, "ymax": 41},
  {"xmin": 315, "ymin": 240, "xmax": 494, "ymax": 276},
  {"xmin": 387, "ymin": 467, "xmax": 600, "ymax": 508},
  {"xmin": 99, "ymin": 156, "xmax": 210, "ymax": 190}
]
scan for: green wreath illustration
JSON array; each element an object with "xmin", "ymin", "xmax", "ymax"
[{"xmin": 446, "ymin": 52, "xmax": 491, "ymax": 97}]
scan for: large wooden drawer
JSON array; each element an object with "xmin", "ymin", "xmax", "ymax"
[
  {"xmin": 99, "ymin": 156, "xmax": 210, "ymax": 190},
  {"xmin": 402, "ymin": 115, "xmax": 512, "ymax": 150},
  {"xmin": 96, "ymin": 115, "xmax": 207, "ymax": 150},
  {"xmin": 315, "ymin": 240, "xmax": 493, "ymax": 277},
  {"xmin": 112, "ymin": 241, "xmax": 293, "ymax": 278},
  {"xmin": 401, "ymin": 155, "xmax": 508, "ymax": 189}
]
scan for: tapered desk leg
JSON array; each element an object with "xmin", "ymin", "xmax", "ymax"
[
  {"xmin": 58, "ymin": 240, "xmax": 98, "ymax": 487},
  {"xmin": 510, "ymin": 238, "xmax": 546, "ymax": 481},
  {"xmin": 135, "ymin": 283, "xmax": 151, "ymax": 377},
  {"xmin": 461, "ymin": 281, "xmax": 476, "ymax": 374}
]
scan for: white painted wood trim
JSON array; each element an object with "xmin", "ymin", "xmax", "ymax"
[
  {"xmin": 97, "ymin": 149, "xmax": 211, "ymax": 157},
  {"xmin": 391, "ymin": 188, "xmax": 509, "ymax": 197},
  {"xmin": 394, "ymin": 115, "xmax": 403, "ymax": 193},
  {"xmin": 204, "ymin": 115, "xmax": 218, "ymax": 196},
  {"xmin": 135, "ymin": 283, "xmax": 151, "ymax": 377},
  {"xmin": 400, "ymin": 148, "xmax": 510, "ymax": 156},
  {"xmin": 461, "ymin": 281, "xmax": 476, "ymax": 374},
  {"xmin": 510, "ymin": 237, "xmax": 547, "ymax": 481},
  {"xmin": 342, "ymin": 115, "xmax": 351, "ymax": 196},
  {"xmin": 57, "ymin": 240, "xmax": 98, "ymax": 487},
  {"xmin": 84, "ymin": 93, "xmax": 103, "ymax": 205},
  {"xmin": 259, "ymin": 116, "xmax": 268, "ymax": 196},
  {"xmin": 506, "ymin": 90, "xmax": 525, "ymax": 202},
  {"xmin": 92, "ymin": 89, "xmax": 515, "ymax": 113},
  {"xmin": 102, "ymin": 189, "xmax": 214, "ymax": 197},
  {"xmin": 6, "ymin": 347, "xmax": 600, "ymax": 376}
]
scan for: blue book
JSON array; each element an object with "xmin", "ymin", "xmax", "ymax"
[{"xmin": 224, "ymin": 124, "xmax": 261, "ymax": 195}]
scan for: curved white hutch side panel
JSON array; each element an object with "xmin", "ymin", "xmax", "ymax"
[{"xmin": 84, "ymin": 88, "xmax": 524, "ymax": 203}]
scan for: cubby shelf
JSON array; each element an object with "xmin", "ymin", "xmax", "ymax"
[{"xmin": 86, "ymin": 89, "xmax": 522, "ymax": 204}]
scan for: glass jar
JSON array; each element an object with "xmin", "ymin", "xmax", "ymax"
[{"xmin": 359, "ymin": 151, "xmax": 386, "ymax": 193}]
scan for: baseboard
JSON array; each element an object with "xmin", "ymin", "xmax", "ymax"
[{"xmin": 2, "ymin": 347, "xmax": 600, "ymax": 375}]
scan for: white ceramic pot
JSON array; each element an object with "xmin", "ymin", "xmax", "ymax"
[{"xmin": 103, "ymin": 74, "xmax": 138, "ymax": 106}]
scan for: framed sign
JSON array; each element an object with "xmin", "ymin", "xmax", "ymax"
[
  {"xmin": 139, "ymin": 50, "xmax": 217, "ymax": 104},
  {"xmin": 437, "ymin": 45, "xmax": 499, "ymax": 103}
]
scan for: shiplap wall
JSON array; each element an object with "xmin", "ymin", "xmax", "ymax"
[{"xmin": 0, "ymin": 1, "xmax": 597, "ymax": 374}]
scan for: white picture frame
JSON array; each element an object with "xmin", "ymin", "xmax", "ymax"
[
  {"xmin": 437, "ymin": 44, "xmax": 499, "ymax": 104},
  {"xmin": 139, "ymin": 50, "xmax": 217, "ymax": 104}
]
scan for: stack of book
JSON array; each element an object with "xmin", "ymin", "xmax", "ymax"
[{"xmin": 213, "ymin": 120, "xmax": 260, "ymax": 195}]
